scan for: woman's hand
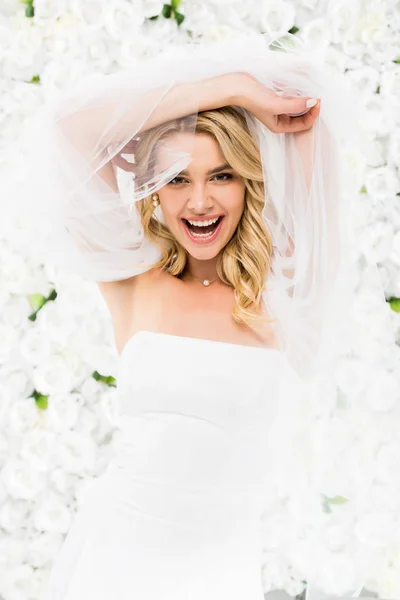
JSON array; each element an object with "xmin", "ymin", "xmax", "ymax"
[{"xmin": 233, "ymin": 72, "xmax": 321, "ymax": 134}]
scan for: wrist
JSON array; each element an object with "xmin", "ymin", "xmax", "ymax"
[{"xmin": 225, "ymin": 72, "xmax": 260, "ymax": 110}]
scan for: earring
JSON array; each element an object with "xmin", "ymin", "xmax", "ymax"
[{"xmin": 152, "ymin": 193, "xmax": 160, "ymax": 207}]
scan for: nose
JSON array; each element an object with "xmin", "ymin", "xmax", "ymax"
[{"xmin": 186, "ymin": 182, "xmax": 214, "ymax": 214}]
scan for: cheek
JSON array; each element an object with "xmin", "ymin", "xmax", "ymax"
[
  {"xmin": 158, "ymin": 188, "xmax": 185, "ymax": 218},
  {"xmin": 222, "ymin": 184, "xmax": 245, "ymax": 216}
]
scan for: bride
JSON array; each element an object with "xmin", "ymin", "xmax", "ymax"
[
  {"xmin": 11, "ymin": 36, "xmax": 369, "ymax": 600},
  {"xmin": 97, "ymin": 75, "xmax": 320, "ymax": 356}
]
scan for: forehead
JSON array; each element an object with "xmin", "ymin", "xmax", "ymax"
[{"xmin": 155, "ymin": 132, "xmax": 225, "ymax": 171}]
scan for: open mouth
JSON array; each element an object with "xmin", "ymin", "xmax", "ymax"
[{"xmin": 181, "ymin": 216, "xmax": 224, "ymax": 243}]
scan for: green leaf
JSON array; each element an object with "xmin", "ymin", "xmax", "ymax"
[
  {"xmin": 29, "ymin": 294, "xmax": 46, "ymax": 311},
  {"xmin": 35, "ymin": 394, "xmax": 48, "ymax": 410},
  {"xmin": 393, "ymin": 57, "xmax": 400, "ymax": 64},
  {"xmin": 162, "ymin": 3, "xmax": 172, "ymax": 18},
  {"xmin": 92, "ymin": 371, "xmax": 117, "ymax": 386},
  {"xmin": 327, "ymin": 495, "xmax": 349, "ymax": 504},
  {"xmin": 175, "ymin": 11, "xmax": 185, "ymax": 26},
  {"xmin": 288, "ymin": 25, "xmax": 299, "ymax": 35},
  {"xmin": 29, "ymin": 75, "xmax": 40, "ymax": 84},
  {"xmin": 359, "ymin": 184, "xmax": 367, "ymax": 193},
  {"xmin": 389, "ymin": 297, "xmax": 400, "ymax": 312},
  {"xmin": 171, "ymin": 0, "xmax": 181, "ymax": 10},
  {"xmin": 147, "ymin": 15, "xmax": 159, "ymax": 20},
  {"xmin": 25, "ymin": 3, "xmax": 34, "ymax": 17}
]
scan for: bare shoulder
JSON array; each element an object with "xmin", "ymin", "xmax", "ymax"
[{"xmin": 96, "ymin": 267, "xmax": 165, "ymax": 317}]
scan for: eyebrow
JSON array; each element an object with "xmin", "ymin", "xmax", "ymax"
[{"xmin": 178, "ymin": 163, "xmax": 233, "ymax": 176}]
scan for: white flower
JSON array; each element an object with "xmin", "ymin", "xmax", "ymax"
[
  {"xmin": 6, "ymin": 398, "xmax": 39, "ymax": 435},
  {"xmin": 300, "ymin": 18, "xmax": 332, "ymax": 51},
  {"xmin": 388, "ymin": 132, "xmax": 400, "ymax": 166},
  {"xmin": 26, "ymin": 532, "xmax": 65, "ymax": 568},
  {"xmin": 358, "ymin": 220, "xmax": 394, "ymax": 263},
  {"xmin": 54, "ymin": 430, "xmax": 97, "ymax": 475},
  {"xmin": 19, "ymin": 429, "xmax": 57, "ymax": 473},
  {"xmin": 355, "ymin": 511, "xmax": 398, "ymax": 548},
  {"xmin": 142, "ymin": 0, "xmax": 164, "ymax": 18},
  {"xmin": 104, "ymin": 2, "xmax": 145, "ymax": 39},
  {"xmin": 366, "ymin": 165, "xmax": 400, "ymax": 200},
  {"xmin": 31, "ymin": 491, "xmax": 71, "ymax": 534},
  {"xmin": 48, "ymin": 467, "xmax": 79, "ymax": 497},
  {"xmin": 363, "ymin": 367, "xmax": 399, "ymax": 412},
  {"xmin": 327, "ymin": 1, "xmax": 362, "ymax": 46},
  {"xmin": 42, "ymin": 392, "xmax": 83, "ymax": 433},
  {"xmin": 260, "ymin": 0, "xmax": 296, "ymax": 38},
  {"xmin": 0, "ymin": 499, "xmax": 32, "ymax": 532},
  {"xmin": 0, "ymin": 535, "xmax": 26, "ymax": 566},
  {"xmin": 1, "ymin": 459, "xmax": 45, "ymax": 501},
  {"xmin": 0, "ymin": 563, "xmax": 40, "ymax": 600},
  {"xmin": 375, "ymin": 442, "xmax": 400, "ymax": 485}
]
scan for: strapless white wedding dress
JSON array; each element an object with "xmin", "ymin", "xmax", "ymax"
[{"xmin": 42, "ymin": 330, "xmax": 291, "ymax": 600}]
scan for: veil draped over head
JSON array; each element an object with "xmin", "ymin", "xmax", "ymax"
[{"xmin": 2, "ymin": 34, "xmax": 378, "ymax": 384}]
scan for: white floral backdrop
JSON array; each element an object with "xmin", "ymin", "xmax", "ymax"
[{"xmin": 0, "ymin": 1, "xmax": 399, "ymax": 599}]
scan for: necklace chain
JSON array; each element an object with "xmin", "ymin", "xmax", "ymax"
[{"xmin": 183, "ymin": 273, "xmax": 219, "ymax": 287}]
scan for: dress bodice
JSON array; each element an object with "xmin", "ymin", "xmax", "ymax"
[{"xmin": 112, "ymin": 330, "xmax": 287, "ymax": 521}]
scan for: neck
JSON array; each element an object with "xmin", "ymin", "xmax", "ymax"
[{"xmin": 183, "ymin": 255, "xmax": 219, "ymax": 282}]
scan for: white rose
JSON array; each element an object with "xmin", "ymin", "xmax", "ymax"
[
  {"xmin": 327, "ymin": 2, "xmax": 360, "ymax": 46},
  {"xmin": 6, "ymin": 397, "xmax": 39, "ymax": 437},
  {"xmin": 335, "ymin": 356, "xmax": 368, "ymax": 397},
  {"xmin": 142, "ymin": 0, "xmax": 164, "ymax": 19},
  {"xmin": 1, "ymin": 563, "xmax": 40, "ymax": 600},
  {"xmin": 365, "ymin": 165, "xmax": 400, "ymax": 200},
  {"xmin": 300, "ymin": 18, "xmax": 332, "ymax": 51},
  {"xmin": 260, "ymin": 0, "xmax": 295, "ymax": 39},
  {"xmin": 104, "ymin": 2, "xmax": 145, "ymax": 39},
  {"xmin": 32, "ymin": 351, "xmax": 86, "ymax": 395},
  {"xmin": 1, "ymin": 458, "xmax": 45, "ymax": 500},
  {"xmin": 71, "ymin": 0, "xmax": 108, "ymax": 28},
  {"xmin": 26, "ymin": 532, "xmax": 65, "ymax": 568},
  {"xmin": 361, "ymin": 95, "xmax": 397, "ymax": 136},
  {"xmin": 19, "ymin": 429, "xmax": 57, "ymax": 472},
  {"xmin": 2, "ymin": 16, "xmax": 47, "ymax": 81},
  {"xmin": 355, "ymin": 511, "xmax": 398, "ymax": 547},
  {"xmin": 31, "ymin": 490, "xmax": 71, "ymax": 534},
  {"xmin": 363, "ymin": 367, "xmax": 399, "ymax": 412},
  {"xmin": 181, "ymin": 3, "xmax": 217, "ymax": 37},
  {"xmin": 0, "ymin": 499, "xmax": 32, "ymax": 532},
  {"xmin": 54, "ymin": 430, "xmax": 97, "ymax": 475},
  {"xmin": 0, "ymin": 363, "xmax": 34, "ymax": 405},
  {"xmin": 43, "ymin": 392, "xmax": 83, "ymax": 433},
  {"xmin": 0, "ymin": 535, "xmax": 26, "ymax": 566},
  {"xmin": 388, "ymin": 132, "xmax": 400, "ymax": 166},
  {"xmin": 380, "ymin": 67, "xmax": 400, "ymax": 106},
  {"xmin": 358, "ymin": 220, "xmax": 394, "ymax": 263},
  {"xmin": 48, "ymin": 466, "xmax": 79, "ymax": 497},
  {"xmin": 33, "ymin": 0, "xmax": 68, "ymax": 21},
  {"xmin": 375, "ymin": 442, "xmax": 400, "ymax": 485},
  {"xmin": 18, "ymin": 328, "xmax": 53, "ymax": 366}
]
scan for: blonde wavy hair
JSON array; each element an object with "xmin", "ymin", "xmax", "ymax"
[{"xmin": 134, "ymin": 106, "xmax": 275, "ymax": 335}]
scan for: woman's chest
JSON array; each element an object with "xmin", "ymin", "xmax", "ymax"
[{"xmin": 123, "ymin": 270, "xmax": 276, "ymax": 349}]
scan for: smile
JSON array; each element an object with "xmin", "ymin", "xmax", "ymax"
[{"xmin": 181, "ymin": 216, "xmax": 224, "ymax": 244}]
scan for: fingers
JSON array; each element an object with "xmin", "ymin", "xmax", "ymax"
[{"xmin": 275, "ymin": 99, "xmax": 321, "ymax": 133}]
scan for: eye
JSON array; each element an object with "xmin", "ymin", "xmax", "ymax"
[
  {"xmin": 168, "ymin": 176, "xmax": 188, "ymax": 185},
  {"xmin": 212, "ymin": 173, "xmax": 233, "ymax": 182}
]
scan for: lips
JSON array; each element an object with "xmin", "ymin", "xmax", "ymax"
[{"xmin": 181, "ymin": 216, "xmax": 225, "ymax": 244}]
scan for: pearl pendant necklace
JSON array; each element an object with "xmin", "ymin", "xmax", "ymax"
[{"xmin": 189, "ymin": 275, "xmax": 218, "ymax": 286}]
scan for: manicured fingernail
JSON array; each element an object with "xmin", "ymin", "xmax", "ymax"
[{"xmin": 306, "ymin": 98, "xmax": 318, "ymax": 108}]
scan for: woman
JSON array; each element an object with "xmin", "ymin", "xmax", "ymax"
[{"xmin": 12, "ymin": 36, "xmax": 368, "ymax": 599}]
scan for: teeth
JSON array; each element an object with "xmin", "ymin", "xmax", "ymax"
[
  {"xmin": 191, "ymin": 230, "xmax": 215, "ymax": 238},
  {"xmin": 187, "ymin": 217, "xmax": 220, "ymax": 227}
]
